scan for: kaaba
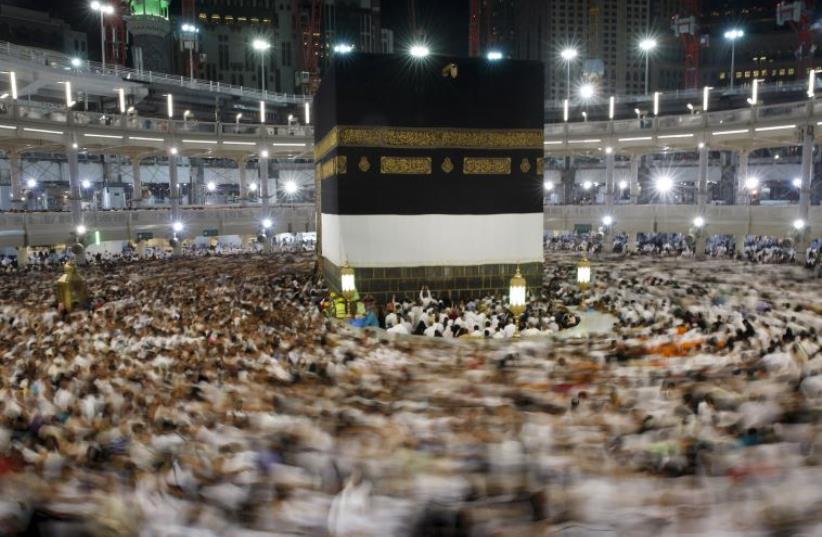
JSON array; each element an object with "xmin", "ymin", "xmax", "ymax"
[{"xmin": 315, "ymin": 53, "xmax": 544, "ymax": 301}]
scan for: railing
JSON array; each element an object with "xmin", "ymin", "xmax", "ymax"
[
  {"xmin": 0, "ymin": 100, "xmax": 315, "ymax": 140},
  {"xmin": 0, "ymin": 40, "xmax": 311, "ymax": 105}
]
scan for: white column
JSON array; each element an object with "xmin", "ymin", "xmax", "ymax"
[
  {"xmin": 697, "ymin": 143, "xmax": 709, "ymax": 211},
  {"xmin": 169, "ymin": 152, "xmax": 180, "ymax": 222},
  {"xmin": 168, "ymin": 151, "xmax": 181, "ymax": 256},
  {"xmin": 16, "ymin": 246, "xmax": 28, "ymax": 267},
  {"xmin": 260, "ymin": 155, "xmax": 270, "ymax": 215},
  {"xmin": 736, "ymin": 149, "xmax": 750, "ymax": 205},
  {"xmin": 9, "ymin": 152, "xmax": 22, "ymax": 209},
  {"xmin": 66, "ymin": 145, "xmax": 82, "ymax": 225},
  {"xmin": 629, "ymin": 153, "xmax": 640, "ymax": 204},
  {"xmin": 798, "ymin": 125, "xmax": 814, "ymax": 262},
  {"xmin": 604, "ymin": 149, "xmax": 615, "ymax": 210},
  {"xmin": 132, "ymin": 157, "xmax": 143, "ymax": 207},
  {"xmin": 238, "ymin": 159, "xmax": 248, "ymax": 206}
]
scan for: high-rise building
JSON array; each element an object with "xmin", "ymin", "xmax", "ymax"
[
  {"xmin": 495, "ymin": 0, "xmax": 653, "ymax": 101},
  {"xmin": 698, "ymin": 0, "xmax": 817, "ymax": 89},
  {"xmin": 193, "ymin": 0, "xmax": 298, "ymax": 93},
  {"xmin": 0, "ymin": 4, "xmax": 88, "ymax": 57}
]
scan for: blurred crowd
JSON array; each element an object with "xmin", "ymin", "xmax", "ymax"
[{"xmin": 1, "ymin": 252, "xmax": 822, "ymax": 535}]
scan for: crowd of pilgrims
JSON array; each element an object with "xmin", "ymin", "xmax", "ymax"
[
  {"xmin": 545, "ymin": 233, "xmax": 822, "ymax": 268},
  {"xmin": 1, "ymin": 249, "xmax": 822, "ymax": 535}
]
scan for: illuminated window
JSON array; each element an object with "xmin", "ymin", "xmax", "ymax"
[
  {"xmin": 251, "ymin": 17, "xmax": 259, "ymax": 23},
  {"xmin": 788, "ymin": 68, "xmax": 795, "ymax": 75},
  {"xmin": 225, "ymin": 15, "xmax": 234, "ymax": 21},
  {"xmin": 753, "ymin": 70, "xmax": 759, "ymax": 77},
  {"xmin": 779, "ymin": 68, "xmax": 785, "ymax": 75},
  {"xmin": 211, "ymin": 14, "xmax": 220, "ymax": 20},
  {"xmin": 238, "ymin": 16, "xmax": 247, "ymax": 21},
  {"xmin": 198, "ymin": 13, "xmax": 206, "ymax": 19},
  {"xmin": 263, "ymin": 18, "xmax": 271, "ymax": 23},
  {"xmin": 719, "ymin": 72, "xmax": 726, "ymax": 80}
]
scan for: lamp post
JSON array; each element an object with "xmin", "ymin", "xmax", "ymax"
[
  {"xmin": 180, "ymin": 24, "xmax": 199, "ymax": 82},
  {"xmin": 509, "ymin": 267, "xmax": 527, "ymax": 335},
  {"xmin": 724, "ymin": 29, "xmax": 744, "ymax": 89},
  {"xmin": 340, "ymin": 263, "xmax": 357, "ymax": 318},
  {"xmin": 639, "ymin": 38, "xmax": 657, "ymax": 96},
  {"xmin": 90, "ymin": 2, "xmax": 114, "ymax": 70},
  {"xmin": 560, "ymin": 47, "xmax": 578, "ymax": 101},
  {"xmin": 252, "ymin": 39, "xmax": 271, "ymax": 93},
  {"xmin": 577, "ymin": 257, "xmax": 591, "ymax": 290}
]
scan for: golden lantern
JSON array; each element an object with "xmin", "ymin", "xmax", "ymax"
[
  {"xmin": 577, "ymin": 257, "xmax": 592, "ymax": 289},
  {"xmin": 508, "ymin": 267, "xmax": 527, "ymax": 317},
  {"xmin": 55, "ymin": 261, "xmax": 88, "ymax": 312},
  {"xmin": 340, "ymin": 262, "xmax": 356, "ymax": 317}
]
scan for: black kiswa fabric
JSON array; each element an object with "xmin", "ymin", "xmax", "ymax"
[
  {"xmin": 320, "ymin": 148, "xmax": 543, "ymax": 215},
  {"xmin": 314, "ymin": 53, "xmax": 545, "ymax": 143}
]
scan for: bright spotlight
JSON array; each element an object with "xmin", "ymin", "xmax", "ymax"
[
  {"xmin": 252, "ymin": 38, "xmax": 271, "ymax": 51},
  {"xmin": 793, "ymin": 177, "xmax": 802, "ymax": 188},
  {"xmin": 333, "ymin": 43, "xmax": 354, "ymax": 54},
  {"xmin": 81, "ymin": 179, "xmax": 92, "ymax": 189},
  {"xmin": 248, "ymin": 182, "xmax": 258, "ymax": 192},
  {"xmin": 486, "ymin": 50, "xmax": 503, "ymax": 61},
  {"xmin": 655, "ymin": 176, "xmax": 673, "ymax": 193},
  {"xmin": 602, "ymin": 215, "xmax": 613, "ymax": 227},
  {"xmin": 75, "ymin": 224, "xmax": 87, "ymax": 236},
  {"xmin": 206, "ymin": 181, "xmax": 216, "ymax": 192},
  {"xmin": 560, "ymin": 47, "xmax": 578, "ymax": 61},
  {"xmin": 261, "ymin": 150, "xmax": 269, "ymax": 159},
  {"xmin": 262, "ymin": 218, "xmax": 273, "ymax": 229},
  {"xmin": 70, "ymin": 57, "xmax": 82, "ymax": 67},
  {"xmin": 26, "ymin": 178, "xmax": 37, "ymax": 188},
  {"xmin": 744, "ymin": 177, "xmax": 759, "ymax": 190},
  {"xmin": 169, "ymin": 147, "xmax": 178, "ymax": 155},
  {"xmin": 172, "ymin": 221, "xmax": 184, "ymax": 233},
  {"xmin": 544, "ymin": 181, "xmax": 554, "ymax": 191},
  {"xmin": 284, "ymin": 180, "xmax": 299, "ymax": 195},
  {"xmin": 409, "ymin": 44, "xmax": 430, "ymax": 58},
  {"xmin": 618, "ymin": 180, "xmax": 628, "ymax": 190},
  {"xmin": 582, "ymin": 180, "xmax": 593, "ymax": 191},
  {"xmin": 724, "ymin": 29, "xmax": 744, "ymax": 41},
  {"xmin": 692, "ymin": 216, "xmax": 705, "ymax": 228},
  {"xmin": 639, "ymin": 38, "xmax": 657, "ymax": 52},
  {"xmin": 793, "ymin": 219, "xmax": 806, "ymax": 231},
  {"xmin": 579, "ymin": 83, "xmax": 595, "ymax": 100}
]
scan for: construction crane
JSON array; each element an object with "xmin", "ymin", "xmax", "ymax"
[
  {"xmin": 672, "ymin": 0, "xmax": 701, "ymax": 90},
  {"xmin": 777, "ymin": 0, "xmax": 816, "ymax": 74},
  {"xmin": 469, "ymin": 0, "xmax": 480, "ymax": 57},
  {"xmin": 295, "ymin": 0, "xmax": 323, "ymax": 94},
  {"xmin": 104, "ymin": 1, "xmax": 129, "ymax": 67}
]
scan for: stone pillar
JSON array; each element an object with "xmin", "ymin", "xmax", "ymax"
[
  {"xmin": 260, "ymin": 154, "xmax": 270, "ymax": 214},
  {"xmin": 736, "ymin": 149, "xmax": 750, "ymax": 205},
  {"xmin": 169, "ymin": 150, "xmax": 182, "ymax": 256},
  {"xmin": 604, "ymin": 148, "xmax": 615, "ymax": 210},
  {"xmin": 626, "ymin": 232, "xmax": 637, "ymax": 253},
  {"xmin": 697, "ymin": 143, "xmax": 709, "ymax": 211},
  {"xmin": 798, "ymin": 125, "xmax": 814, "ymax": 262},
  {"xmin": 238, "ymin": 159, "xmax": 248, "ymax": 206},
  {"xmin": 9, "ymin": 152, "xmax": 22, "ymax": 210},
  {"xmin": 16, "ymin": 246, "xmax": 28, "ymax": 267},
  {"xmin": 735, "ymin": 233, "xmax": 747, "ymax": 259},
  {"xmin": 132, "ymin": 157, "xmax": 143, "ymax": 207},
  {"xmin": 259, "ymin": 153, "xmax": 271, "ymax": 253},
  {"xmin": 629, "ymin": 153, "xmax": 640, "ymax": 204},
  {"xmin": 66, "ymin": 145, "xmax": 82, "ymax": 226},
  {"xmin": 136, "ymin": 241, "xmax": 146, "ymax": 257},
  {"xmin": 561, "ymin": 157, "xmax": 576, "ymax": 204}
]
